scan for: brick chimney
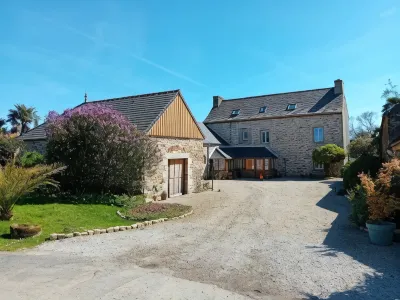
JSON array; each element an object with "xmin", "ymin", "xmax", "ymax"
[
  {"xmin": 213, "ymin": 96, "xmax": 224, "ymax": 108},
  {"xmin": 334, "ymin": 79, "xmax": 344, "ymax": 95}
]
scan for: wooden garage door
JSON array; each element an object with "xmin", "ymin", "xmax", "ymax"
[{"xmin": 168, "ymin": 159, "xmax": 184, "ymax": 197}]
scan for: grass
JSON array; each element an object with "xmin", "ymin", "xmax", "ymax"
[
  {"xmin": 126, "ymin": 203, "xmax": 192, "ymax": 221},
  {"xmin": 0, "ymin": 194, "xmax": 145, "ymax": 251}
]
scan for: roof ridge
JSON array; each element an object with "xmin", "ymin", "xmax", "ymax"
[
  {"xmin": 87, "ymin": 89, "xmax": 180, "ymax": 103},
  {"xmin": 223, "ymin": 87, "xmax": 332, "ymax": 102}
]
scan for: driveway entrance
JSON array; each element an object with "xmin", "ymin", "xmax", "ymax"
[{"xmin": 1, "ymin": 179, "xmax": 399, "ymax": 300}]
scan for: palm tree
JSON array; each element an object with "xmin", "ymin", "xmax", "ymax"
[
  {"xmin": 382, "ymin": 79, "xmax": 400, "ymax": 113},
  {"xmin": 0, "ymin": 156, "xmax": 65, "ymax": 220},
  {"xmin": 7, "ymin": 104, "xmax": 39, "ymax": 135}
]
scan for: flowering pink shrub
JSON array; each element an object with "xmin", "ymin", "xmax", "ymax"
[{"xmin": 46, "ymin": 103, "xmax": 160, "ymax": 194}]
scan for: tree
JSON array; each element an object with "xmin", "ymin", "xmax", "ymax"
[
  {"xmin": 312, "ymin": 144, "xmax": 346, "ymax": 177},
  {"xmin": 0, "ymin": 159, "xmax": 64, "ymax": 220},
  {"xmin": 46, "ymin": 103, "xmax": 161, "ymax": 194},
  {"xmin": 0, "ymin": 119, "xmax": 6, "ymax": 134},
  {"xmin": 350, "ymin": 111, "xmax": 378, "ymax": 139},
  {"xmin": 382, "ymin": 79, "xmax": 400, "ymax": 113},
  {"xmin": 348, "ymin": 135, "xmax": 378, "ymax": 158},
  {"xmin": 0, "ymin": 135, "xmax": 25, "ymax": 166},
  {"xmin": 7, "ymin": 104, "xmax": 39, "ymax": 135}
]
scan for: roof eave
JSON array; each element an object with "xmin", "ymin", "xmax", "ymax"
[{"xmin": 204, "ymin": 111, "xmax": 342, "ymax": 124}]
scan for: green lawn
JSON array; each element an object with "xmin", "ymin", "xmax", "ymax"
[{"xmin": 0, "ymin": 203, "xmax": 133, "ymax": 251}]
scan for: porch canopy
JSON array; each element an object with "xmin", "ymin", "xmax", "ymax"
[
  {"xmin": 210, "ymin": 146, "xmax": 278, "ymax": 178},
  {"xmin": 217, "ymin": 146, "xmax": 277, "ymax": 159}
]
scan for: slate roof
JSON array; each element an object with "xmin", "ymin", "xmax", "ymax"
[
  {"xmin": 197, "ymin": 122, "xmax": 228, "ymax": 145},
  {"xmin": 218, "ymin": 146, "xmax": 278, "ymax": 159},
  {"xmin": 19, "ymin": 90, "xmax": 180, "ymax": 141},
  {"xmin": 204, "ymin": 88, "xmax": 344, "ymax": 123}
]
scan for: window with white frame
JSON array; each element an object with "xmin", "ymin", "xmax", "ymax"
[
  {"xmin": 260, "ymin": 131, "xmax": 269, "ymax": 143},
  {"xmin": 287, "ymin": 103, "xmax": 297, "ymax": 110},
  {"xmin": 259, "ymin": 106, "xmax": 267, "ymax": 113},
  {"xmin": 314, "ymin": 127, "xmax": 324, "ymax": 143}
]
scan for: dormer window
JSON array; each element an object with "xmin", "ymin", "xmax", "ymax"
[
  {"xmin": 231, "ymin": 109, "xmax": 240, "ymax": 116},
  {"xmin": 287, "ymin": 104, "xmax": 297, "ymax": 110},
  {"xmin": 259, "ymin": 106, "xmax": 267, "ymax": 113}
]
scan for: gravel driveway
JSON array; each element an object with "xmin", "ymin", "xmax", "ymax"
[{"xmin": 1, "ymin": 179, "xmax": 399, "ymax": 300}]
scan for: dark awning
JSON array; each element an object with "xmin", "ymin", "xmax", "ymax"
[{"xmin": 218, "ymin": 146, "xmax": 278, "ymax": 159}]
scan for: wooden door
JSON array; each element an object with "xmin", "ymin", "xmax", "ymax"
[{"xmin": 168, "ymin": 159, "xmax": 184, "ymax": 197}]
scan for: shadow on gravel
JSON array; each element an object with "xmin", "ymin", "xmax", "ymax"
[{"xmin": 305, "ymin": 180, "xmax": 400, "ymax": 300}]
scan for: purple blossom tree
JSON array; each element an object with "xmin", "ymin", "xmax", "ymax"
[{"xmin": 46, "ymin": 103, "xmax": 160, "ymax": 194}]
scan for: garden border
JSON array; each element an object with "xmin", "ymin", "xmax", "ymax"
[{"xmin": 49, "ymin": 210, "xmax": 193, "ymax": 241}]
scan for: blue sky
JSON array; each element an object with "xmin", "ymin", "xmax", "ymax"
[{"xmin": 1, "ymin": 1, "xmax": 399, "ymax": 126}]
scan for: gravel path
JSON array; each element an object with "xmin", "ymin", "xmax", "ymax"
[{"xmin": 0, "ymin": 179, "xmax": 399, "ymax": 300}]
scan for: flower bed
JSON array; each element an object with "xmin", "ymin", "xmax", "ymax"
[{"xmin": 126, "ymin": 203, "xmax": 192, "ymax": 221}]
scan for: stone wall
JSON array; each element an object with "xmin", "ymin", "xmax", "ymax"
[
  {"xmin": 24, "ymin": 139, "xmax": 47, "ymax": 154},
  {"xmin": 145, "ymin": 137, "xmax": 204, "ymax": 197},
  {"xmin": 206, "ymin": 113, "xmax": 344, "ymax": 176}
]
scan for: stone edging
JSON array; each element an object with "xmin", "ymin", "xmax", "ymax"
[{"xmin": 49, "ymin": 210, "xmax": 193, "ymax": 241}]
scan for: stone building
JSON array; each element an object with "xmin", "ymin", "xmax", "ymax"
[
  {"xmin": 18, "ymin": 90, "xmax": 205, "ymax": 197},
  {"xmin": 202, "ymin": 79, "xmax": 350, "ymax": 177},
  {"xmin": 381, "ymin": 103, "xmax": 400, "ymax": 161}
]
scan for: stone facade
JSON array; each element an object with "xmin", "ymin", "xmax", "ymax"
[
  {"xmin": 145, "ymin": 137, "xmax": 204, "ymax": 196},
  {"xmin": 206, "ymin": 113, "xmax": 348, "ymax": 176},
  {"xmin": 24, "ymin": 139, "xmax": 47, "ymax": 154}
]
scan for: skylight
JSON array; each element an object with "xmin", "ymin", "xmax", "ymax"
[
  {"xmin": 287, "ymin": 104, "xmax": 297, "ymax": 110},
  {"xmin": 259, "ymin": 106, "xmax": 267, "ymax": 113},
  {"xmin": 231, "ymin": 109, "xmax": 240, "ymax": 116}
]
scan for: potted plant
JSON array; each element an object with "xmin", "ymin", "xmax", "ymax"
[{"xmin": 359, "ymin": 159, "xmax": 400, "ymax": 246}]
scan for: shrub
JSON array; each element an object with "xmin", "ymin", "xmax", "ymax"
[
  {"xmin": 21, "ymin": 151, "xmax": 45, "ymax": 167},
  {"xmin": 0, "ymin": 134, "xmax": 24, "ymax": 166},
  {"xmin": 348, "ymin": 135, "xmax": 377, "ymax": 158},
  {"xmin": 45, "ymin": 104, "xmax": 161, "ymax": 194},
  {"xmin": 347, "ymin": 185, "xmax": 369, "ymax": 226},
  {"xmin": 340, "ymin": 161, "xmax": 352, "ymax": 178},
  {"xmin": 127, "ymin": 203, "xmax": 192, "ymax": 221},
  {"xmin": 359, "ymin": 158, "xmax": 400, "ymax": 222},
  {"xmin": 0, "ymin": 161, "xmax": 64, "ymax": 220},
  {"xmin": 312, "ymin": 144, "xmax": 345, "ymax": 177},
  {"xmin": 343, "ymin": 155, "xmax": 381, "ymax": 190},
  {"xmin": 113, "ymin": 194, "xmax": 145, "ymax": 209}
]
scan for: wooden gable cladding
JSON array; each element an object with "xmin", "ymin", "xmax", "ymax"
[{"xmin": 148, "ymin": 94, "xmax": 203, "ymax": 139}]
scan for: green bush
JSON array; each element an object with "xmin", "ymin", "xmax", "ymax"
[
  {"xmin": 347, "ymin": 184, "xmax": 369, "ymax": 226},
  {"xmin": 340, "ymin": 161, "xmax": 352, "ymax": 178},
  {"xmin": 312, "ymin": 144, "xmax": 346, "ymax": 177},
  {"xmin": 113, "ymin": 194, "xmax": 145, "ymax": 209},
  {"xmin": 343, "ymin": 155, "xmax": 381, "ymax": 190},
  {"xmin": 21, "ymin": 151, "xmax": 45, "ymax": 167},
  {"xmin": 0, "ymin": 135, "xmax": 25, "ymax": 166}
]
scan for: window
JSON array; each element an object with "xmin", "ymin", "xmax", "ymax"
[
  {"xmin": 314, "ymin": 162, "xmax": 324, "ymax": 170},
  {"xmin": 245, "ymin": 159, "xmax": 254, "ymax": 170},
  {"xmin": 242, "ymin": 130, "xmax": 249, "ymax": 141},
  {"xmin": 314, "ymin": 127, "xmax": 324, "ymax": 142},
  {"xmin": 286, "ymin": 103, "xmax": 297, "ymax": 110},
  {"xmin": 259, "ymin": 106, "xmax": 267, "ymax": 113},
  {"xmin": 260, "ymin": 131, "xmax": 269, "ymax": 143},
  {"xmin": 256, "ymin": 159, "xmax": 263, "ymax": 170},
  {"xmin": 231, "ymin": 109, "xmax": 240, "ymax": 116},
  {"xmin": 265, "ymin": 159, "xmax": 269, "ymax": 170}
]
